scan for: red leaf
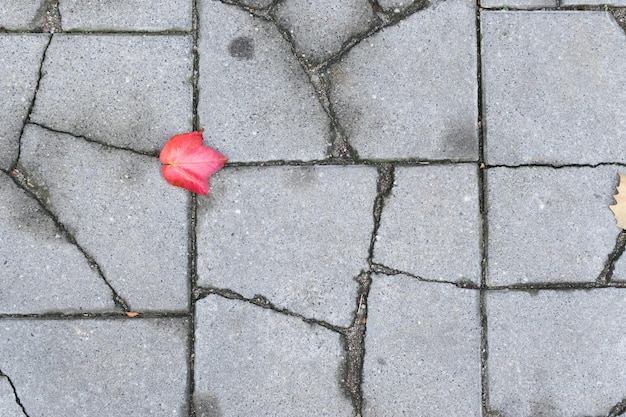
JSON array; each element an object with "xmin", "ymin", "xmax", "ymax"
[{"xmin": 159, "ymin": 131, "xmax": 227, "ymax": 195}]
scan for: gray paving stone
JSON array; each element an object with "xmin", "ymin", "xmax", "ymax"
[
  {"xmin": 482, "ymin": 11, "xmax": 626, "ymax": 165},
  {"xmin": 194, "ymin": 295, "xmax": 352, "ymax": 417},
  {"xmin": 0, "ymin": 173, "xmax": 117, "ymax": 314},
  {"xmin": 197, "ymin": 0, "xmax": 329, "ymax": 162},
  {"xmin": 0, "ymin": 0, "xmax": 45, "ymax": 30},
  {"xmin": 363, "ymin": 274, "xmax": 481, "ymax": 417},
  {"xmin": 377, "ymin": 0, "xmax": 422, "ymax": 11},
  {"xmin": 19, "ymin": 124, "xmax": 189, "ymax": 311},
  {"xmin": 0, "ymin": 318, "xmax": 188, "ymax": 417},
  {"xmin": 30, "ymin": 34, "xmax": 193, "ymax": 153},
  {"xmin": 328, "ymin": 0, "xmax": 478, "ymax": 160},
  {"xmin": 0, "ymin": 375, "xmax": 23, "ymax": 417},
  {"xmin": 487, "ymin": 166, "xmax": 619, "ymax": 285},
  {"xmin": 480, "ymin": 0, "xmax": 556, "ymax": 7},
  {"xmin": 487, "ymin": 289, "xmax": 626, "ymax": 417},
  {"xmin": 374, "ymin": 165, "xmax": 481, "ymax": 284},
  {"xmin": 197, "ymin": 166, "xmax": 376, "ymax": 326},
  {"xmin": 563, "ymin": 0, "xmax": 626, "ymax": 5},
  {"xmin": 0, "ymin": 34, "xmax": 49, "ymax": 171},
  {"xmin": 59, "ymin": 0, "xmax": 192, "ymax": 31},
  {"xmin": 234, "ymin": 0, "xmax": 274, "ymax": 8},
  {"xmin": 272, "ymin": 0, "xmax": 378, "ymax": 65}
]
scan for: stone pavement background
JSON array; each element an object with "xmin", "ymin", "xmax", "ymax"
[{"xmin": 1, "ymin": 0, "xmax": 626, "ymax": 416}]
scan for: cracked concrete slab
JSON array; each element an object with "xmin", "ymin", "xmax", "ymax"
[
  {"xmin": 328, "ymin": 0, "xmax": 478, "ymax": 160},
  {"xmin": 0, "ymin": 34, "xmax": 49, "ymax": 171},
  {"xmin": 487, "ymin": 289, "xmax": 626, "ymax": 417},
  {"xmin": 19, "ymin": 124, "xmax": 189, "ymax": 311},
  {"xmin": 0, "ymin": 0, "xmax": 46, "ymax": 30},
  {"xmin": 482, "ymin": 11, "xmax": 626, "ymax": 165},
  {"xmin": 30, "ymin": 34, "xmax": 193, "ymax": 153},
  {"xmin": 59, "ymin": 0, "xmax": 193, "ymax": 31},
  {"xmin": 194, "ymin": 295, "xmax": 353, "ymax": 416},
  {"xmin": 197, "ymin": 0, "xmax": 329, "ymax": 162},
  {"xmin": 0, "ymin": 173, "xmax": 117, "ymax": 314},
  {"xmin": 0, "ymin": 318, "xmax": 189, "ymax": 417},
  {"xmin": 487, "ymin": 166, "xmax": 620, "ymax": 285},
  {"xmin": 272, "ymin": 0, "xmax": 379, "ymax": 66},
  {"xmin": 197, "ymin": 165, "xmax": 376, "ymax": 327},
  {"xmin": 0, "ymin": 374, "xmax": 24, "ymax": 417},
  {"xmin": 363, "ymin": 274, "xmax": 481, "ymax": 416},
  {"xmin": 374, "ymin": 165, "xmax": 481, "ymax": 285}
]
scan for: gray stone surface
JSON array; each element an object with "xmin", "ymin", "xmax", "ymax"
[
  {"xmin": 0, "ymin": 318, "xmax": 188, "ymax": 417},
  {"xmin": 487, "ymin": 289, "xmax": 626, "ymax": 417},
  {"xmin": 235, "ymin": 0, "xmax": 274, "ymax": 8},
  {"xmin": 374, "ymin": 165, "xmax": 481, "ymax": 284},
  {"xmin": 19, "ymin": 124, "xmax": 189, "ymax": 311},
  {"xmin": 197, "ymin": 166, "xmax": 376, "ymax": 326},
  {"xmin": 194, "ymin": 295, "xmax": 353, "ymax": 416},
  {"xmin": 0, "ymin": 173, "xmax": 117, "ymax": 314},
  {"xmin": 59, "ymin": 0, "xmax": 192, "ymax": 31},
  {"xmin": 563, "ymin": 0, "xmax": 626, "ymax": 4},
  {"xmin": 0, "ymin": 34, "xmax": 49, "ymax": 171},
  {"xmin": 272, "ymin": 0, "xmax": 378, "ymax": 65},
  {"xmin": 487, "ymin": 166, "xmax": 619, "ymax": 285},
  {"xmin": 0, "ymin": 375, "xmax": 23, "ymax": 417},
  {"xmin": 377, "ymin": 0, "xmax": 422, "ymax": 11},
  {"xmin": 0, "ymin": 0, "xmax": 45, "ymax": 30},
  {"xmin": 482, "ymin": 11, "xmax": 626, "ymax": 165},
  {"xmin": 197, "ymin": 0, "xmax": 329, "ymax": 162},
  {"xmin": 363, "ymin": 274, "xmax": 481, "ymax": 417},
  {"xmin": 30, "ymin": 34, "xmax": 193, "ymax": 153},
  {"xmin": 480, "ymin": 0, "xmax": 556, "ymax": 7},
  {"xmin": 328, "ymin": 0, "xmax": 478, "ymax": 160}
]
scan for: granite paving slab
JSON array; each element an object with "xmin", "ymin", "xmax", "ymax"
[
  {"xmin": 18, "ymin": 124, "xmax": 189, "ymax": 311},
  {"xmin": 0, "ymin": 374, "xmax": 24, "ymax": 417},
  {"xmin": 197, "ymin": 165, "xmax": 377, "ymax": 326},
  {"xmin": 363, "ymin": 274, "xmax": 481, "ymax": 416},
  {"xmin": 194, "ymin": 295, "xmax": 353, "ymax": 416},
  {"xmin": 0, "ymin": 34, "xmax": 49, "ymax": 171},
  {"xmin": 487, "ymin": 289, "xmax": 626, "ymax": 417},
  {"xmin": 482, "ymin": 11, "xmax": 626, "ymax": 165},
  {"xmin": 30, "ymin": 34, "xmax": 193, "ymax": 153},
  {"xmin": 486, "ymin": 166, "xmax": 620, "ymax": 285},
  {"xmin": 479, "ymin": 0, "xmax": 556, "ymax": 7},
  {"xmin": 0, "ymin": 0, "xmax": 47, "ymax": 30},
  {"xmin": 0, "ymin": 318, "xmax": 189, "ymax": 417}
]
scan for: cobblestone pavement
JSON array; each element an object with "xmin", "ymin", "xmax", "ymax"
[{"xmin": 1, "ymin": 0, "xmax": 626, "ymax": 416}]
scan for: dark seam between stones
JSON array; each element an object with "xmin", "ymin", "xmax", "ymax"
[
  {"xmin": 0, "ymin": 368, "xmax": 30, "ymax": 417},
  {"xmin": 28, "ymin": 122, "xmax": 160, "ymax": 158},
  {"xmin": 488, "ymin": 281, "xmax": 626, "ymax": 290},
  {"xmin": 597, "ymin": 230, "xmax": 626, "ymax": 284},
  {"xmin": 0, "ymin": 312, "xmax": 189, "ymax": 320},
  {"xmin": 371, "ymin": 262, "xmax": 481, "ymax": 288},
  {"xmin": 5, "ymin": 170, "xmax": 131, "ymax": 312},
  {"xmin": 607, "ymin": 398, "xmax": 626, "ymax": 417},
  {"xmin": 194, "ymin": 286, "xmax": 346, "ymax": 333},
  {"xmin": 11, "ymin": 34, "xmax": 52, "ymax": 173},
  {"xmin": 486, "ymin": 162, "xmax": 626, "ymax": 169},
  {"xmin": 61, "ymin": 29, "xmax": 192, "ymax": 35}
]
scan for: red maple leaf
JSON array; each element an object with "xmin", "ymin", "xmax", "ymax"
[{"xmin": 159, "ymin": 131, "xmax": 227, "ymax": 195}]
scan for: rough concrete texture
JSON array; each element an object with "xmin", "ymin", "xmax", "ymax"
[
  {"xmin": 487, "ymin": 166, "xmax": 620, "ymax": 285},
  {"xmin": 328, "ymin": 0, "xmax": 478, "ymax": 160},
  {"xmin": 194, "ymin": 295, "xmax": 353, "ymax": 416},
  {"xmin": 563, "ymin": 0, "xmax": 626, "ymax": 4},
  {"xmin": 19, "ymin": 124, "xmax": 189, "ymax": 311},
  {"xmin": 0, "ymin": 0, "xmax": 46, "ymax": 30},
  {"xmin": 272, "ymin": 0, "xmax": 378, "ymax": 65},
  {"xmin": 197, "ymin": 0, "xmax": 329, "ymax": 162},
  {"xmin": 0, "ymin": 318, "xmax": 188, "ymax": 417},
  {"xmin": 30, "ymin": 34, "xmax": 193, "ymax": 153},
  {"xmin": 0, "ymin": 173, "xmax": 117, "ymax": 314},
  {"xmin": 59, "ymin": 0, "xmax": 192, "ymax": 31},
  {"xmin": 480, "ymin": 0, "xmax": 556, "ymax": 7},
  {"xmin": 377, "ymin": 0, "xmax": 424, "ymax": 11},
  {"xmin": 374, "ymin": 164, "xmax": 481, "ymax": 284},
  {"xmin": 482, "ymin": 11, "xmax": 626, "ymax": 165},
  {"xmin": 613, "ymin": 248, "xmax": 626, "ymax": 281},
  {"xmin": 487, "ymin": 289, "xmax": 626, "ymax": 417},
  {"xmin": 197, "ymin": 166, "xmax": 376, "ymax": 326},
  {"xmin": 0, "ymin": 34, "xmax": 49, "ymax": 171},
  {"xmin": 363, "ymin": 274, "xmax": 481, "ymax": 416},
  {"xmin": 0, "ymin": 375, "xmax": 24, "ymax": 417},
  {"xmin": 236, "ymin": 0, "xmax": 275, "ymax": 8}
]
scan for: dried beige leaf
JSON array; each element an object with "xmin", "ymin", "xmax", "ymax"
[{"xmin": 609, "ymin": 172, "xmax": 626, "ymax": 230}]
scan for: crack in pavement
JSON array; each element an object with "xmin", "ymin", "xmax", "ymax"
[
  {"xmin": 597, "ymin": 230, "xmax": 626, "ymax": 284},
  {"xmin": 0, "ymin": 368, "xmax": 30, "ymax": 417}
]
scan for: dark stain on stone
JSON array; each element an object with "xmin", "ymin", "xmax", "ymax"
[
  {"xmin": 228, "ymin": 37, "xmax": 254, "ymax": 60},
  {"xmin": 440, "ymin": 126, "xmax": 477, "ymax": 158},
  {"xmin": 194, "ymin": 393, "xmax": 223, "ymax": 417}
]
